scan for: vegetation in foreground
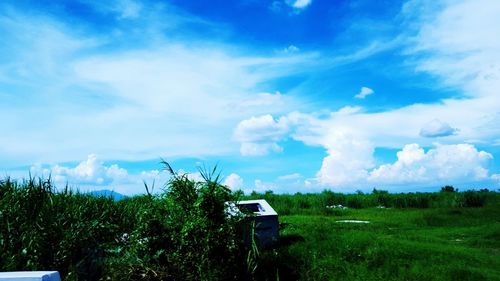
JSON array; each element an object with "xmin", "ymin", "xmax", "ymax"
[
  {"xmin": 0, "ymin": 167, "xmax": 499, "ymax": 280},
  {"xmin": 0, "ymin": 165, "xmax": 252, "ymax": 281}
]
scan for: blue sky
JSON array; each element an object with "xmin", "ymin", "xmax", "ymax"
[{"xmin": 1, "ymin": 0, "xmax": 499, "ymax": 194}]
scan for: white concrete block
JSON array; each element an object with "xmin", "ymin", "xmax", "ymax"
[{"xmin": 0, "ymin": 271, "xmax": 61, "ymax": 281}]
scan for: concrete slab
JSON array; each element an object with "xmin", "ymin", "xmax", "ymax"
[{"xmin": 0, "ymin": 271, "xmax": 61, "ymax": 281}]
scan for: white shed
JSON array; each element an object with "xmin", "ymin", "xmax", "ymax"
[{"xmin": 234, "ymin": 199, "xmax": 279, "ymax": 248}]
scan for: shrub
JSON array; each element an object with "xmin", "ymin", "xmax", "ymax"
[
  {"xmin": 104, "ymin": 162, "xmax": 247, "ymax": 280},
  {"xmin": 441, "ymin": 185, "xmax": 456, "ymax": 192},
  {"xmin": 373, "ymin": 189, "xmax": 392, "ymax": 207},
  {"xmin": 462, "ymin": 190, "xmax": 488, "ymax": 208},
  {"xmin": 0, "ymin": 163, "xmax": 257, "ymax": 281}
]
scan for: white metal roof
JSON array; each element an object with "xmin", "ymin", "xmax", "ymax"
[{"xmin": 236, "ymin": 199, "xmax": 278, "ymax": 216}]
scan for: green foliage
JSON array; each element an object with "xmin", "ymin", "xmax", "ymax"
[
  {"xmin": 244, "ymin": 189, "xmax": 498, "ymax": 215},
  {"xmin": 0, "ymin": 177, "xmax": 122, "ymax": 280},
  {"xmin": 1, "ymin": 172, "xmax": 499, "ymax": 281},
  {"xmin": 441, "ymin": 185, "xmax": 456, "ymax": 192},
  {"xmin": 462, "ymin": 190, "xmax": 488, "ymax": 208},
  {"xmin": 0, "ymin": 164, "xmax": 257, "ymax": 281},
  {"xmin": 279, "ymin": 206, "xmax": 500, "ymax": 281},
  {"xmin": 105, "ymin": 161, "xmax": 269, "ymax": 281}
]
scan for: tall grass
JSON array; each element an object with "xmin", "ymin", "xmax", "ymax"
[
  {"xmin": 0, "ymin": 165, "xmax": 258, "ymax": 280},
  {"xmin": 0, "ymin": 177, "xmax": 122, "ymax": 280},
  {"xmin": 1, "ymin": 172, "xmax": 498, "ymax": 280},
  {"xmin": 244, "ymin": 189, "xmax": 499, "ymax": 215}
]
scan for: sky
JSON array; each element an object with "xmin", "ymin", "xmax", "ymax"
[{"xmin": 1, "ymin": 0, "xmax": 499, "ymax": 195}]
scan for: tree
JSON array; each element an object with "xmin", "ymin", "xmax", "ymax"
[{"xmin": 440, "ymin": 185, "xmax": 456, "ymax": 192}]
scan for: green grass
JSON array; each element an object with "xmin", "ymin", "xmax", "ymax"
[
  {"xmin": 1, "ymin": 174, "xmax": 499, "ymax": 280},
  {"xmin": 277, "ymin": 207, "xmax": 500, "ymax": 280}
]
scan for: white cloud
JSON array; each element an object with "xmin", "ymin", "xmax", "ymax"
[
  {"xmin": 271, "ymin": 0, "xmax": 312, "ymax": 13},
  {"xmin": 0, "ymin": 10, "xmax": 312, "ymax": 166},
  {"xmin": 368, "ymin": 143, "xmax": 492, "ymax": 184},
  {"xmin": 272, "ymin": 0, "xmax": 500, "ymax": 189},
  {"xmin": 31, "ymin": 154, "xmax": 129, "ymax": 186},
  {"xmin": 334, "ymin": 106, "xmax": 363, "ymax": 115},
  {"xmin": 237, "ymin": 92, "xmax": 285, "ymax": 108},
  {"xmin": 492, "ymin": 174, "xmax": 500, "ymax": 185},
  {"xmin": 223, "ymin": 173, "xmax": 244, "ymax": 190},
  {"xmin": 116, "ymin": 0, "xmax": 142, "ymax": 19},
  {"xmin": 254, "ymin": 179, "xmax": 277, "ymax": 192},
  {"xmin": 354, "ymin": 87, "xmax": 374, "ymax": 99},
  {"xmin": 316, "ymin": 130, "xmax": 375, "ymax": 186},
  {"xmin": 283, "ymin": 45, "xmax": 300, "ymax": 54},
  {"xmin": 234, "ymin": 115, "xmax": 289, "ymax": 142},
  {"xmin": 277, "ymin": 173, "xmax": 302, "ymax": 181},
  {"xmin": 404, "ymin": 0, "xmax": 500, "ymax": 98},
  {"xmin": 420, "ymin": 119, "xmax": 458, "ymax": 137},
  {"xmin": 177, "ymin": 169, "xmax": 204, "ymax": 182},
  {"xmin": 234, "ymin": 114, "xmax": 289, "ymax": 156},
  {"xmin": 240, "ymin": 142, "xmax": 283, "ymax": 156},
  {"xmin": 2, "ymin": 0, "xmax": 500, "ymax": 193},
  {"xmin": 234, "ymin": 102, "xmax": 497, "ymax": 188},
  {"xmin": 26, "ymin": 155, "xmax": 171, "ymax": 194},
  {"xmin": 287, "ymin": 0, "xmax": 312, "ymax": 9},
  {"xmin": 284, "ymin": 108, "xmax": 497, "ymax": 187},
  {"xmin": 86, "ymin": 0, "xmax": 143, "ymax": 19}
]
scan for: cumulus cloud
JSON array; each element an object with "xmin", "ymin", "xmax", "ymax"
[
  {"xmin": 223, "ymin": 173, "xmax": 244, "ymax": 190},
  {"xmin": 270, "ymin": 0, "xmax": 500, "ymax": 189},
  {"xmin": 369, "ymin": 143, "xmax": 492, "ymax": 184},
  {"xmin": 177, "ymin": 169, "xmax": 204, "ymax": 182},
  {"xmin": 26, "ymin": 155, "xmax": 172, "ymax": 194},
  {"xmin": 316, "ymin": 131, "xmax": 375, "ymax": 186},
  {"xmin": 234, "ymin": 115, "xmax": 289, "ymax": 142},
  {"xmin": 31, "ymin": 154, "xmax": 129, "ymax": 186},
  {"xmin": 354, "ymin": 87, "xmax": 374, "ymax": 99},
  {"xmin": 420, "ymin": 119, "xmax": 458, "ymax": 137},
  {"xmin": 234, "ymin": 114, "xmax": 289, "ymax": 156},
  {"xmin": 234, "ymin": 107, "xmax": 496, "ymax": 188}
]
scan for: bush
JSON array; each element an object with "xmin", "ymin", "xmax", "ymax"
[
  {"xmin": 373, "ymin": 189, "xmax": 392, "ymax": 207},
  {"xmin": 462, "ymin": 190, "xmax": 488, "ymax": 208},
  {"xmin": 0, "ymin": 163, "xmax": 258, "ymax": 281},
  {"xmin": 104, "ymin": 162, "xmax": 248, "ymax": 280},
  {"xmin": 441, "ymin": 185, "xmax": 456, "ymax": 192}
]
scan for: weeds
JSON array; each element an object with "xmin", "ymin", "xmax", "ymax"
[{"xmin": 1, "ymin": 172, "xmax": 498, "ymax": 280}]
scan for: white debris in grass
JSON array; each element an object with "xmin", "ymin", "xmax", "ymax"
[
  {"xmin": 326, "ymin": 204, "xmax": 348, "ymax": 209},
  {"xmin": 336, "ymin": 220, "xmax": 370, "ymax": 224}
]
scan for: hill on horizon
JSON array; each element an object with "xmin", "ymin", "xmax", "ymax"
[{"xmin": 88, "ymin": 189, "xmax": 127, "ymax": 201}]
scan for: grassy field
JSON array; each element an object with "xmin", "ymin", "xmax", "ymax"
[
  {"xmin": 277, "ymin": 208, "xmax": 500, "ymax": 280},
  {"xmin": 1, "ymin": 172, "xmax": 499, "ymax": 280}
]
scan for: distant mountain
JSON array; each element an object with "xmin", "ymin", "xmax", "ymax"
[{"xmin": 88, "ymin": 189, "xmax": 127, "ymax": 201}]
